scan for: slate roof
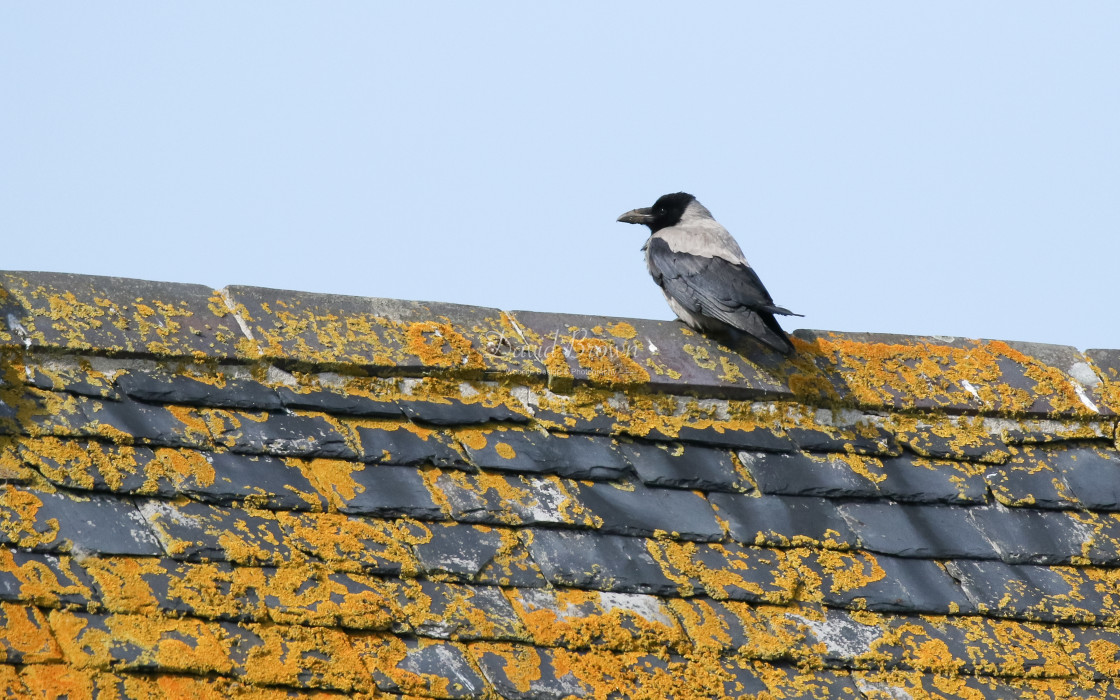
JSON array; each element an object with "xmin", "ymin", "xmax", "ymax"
[{"xmin": 1, "ymin": 270, "xmax": 1120, "ymax": 698}]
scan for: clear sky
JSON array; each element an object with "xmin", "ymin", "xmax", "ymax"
[{"xmin": 3, "ymin": 4, "xmax": 1118, "ymax": 350}]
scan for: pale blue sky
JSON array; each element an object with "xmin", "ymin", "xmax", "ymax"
[{"xmin": 3, "ymin": 4, "xmax": 1118, "ymax": 350}]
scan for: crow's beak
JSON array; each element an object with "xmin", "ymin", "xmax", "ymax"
[{"xmin": 617, "ymin": 207, "xmax": 654, "ymax": 225}]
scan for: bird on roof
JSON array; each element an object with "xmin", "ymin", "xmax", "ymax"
[{"xmin": 617, "ymin": 192, "xmax": 802, "ymax": 355}]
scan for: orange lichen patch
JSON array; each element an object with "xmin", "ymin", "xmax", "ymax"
[
  {"xmin": 0, "ymin": 548, "xmax": 92, "ymax": 607},
  {"xmin": 165, "ymin": 405, "xmax": 218, "ymax": 446},
  {"xmin": 816, "ymin": 452, "xmax": 887, "ymax": 484},
  {"xmin": 804, "ymin": 336, "xmax": 1099, "ymax": 416},
  {"xmin": 567, "ymin": 336, "xmax": 651, "ymax": 387},
  {"xmin": 352, "ymin": 634, "xmax": 473, "ymax": 698},
  {"xmin": 22, "ymin": 389, "xmax": 86, "ymax": 439},
  {"xmin": 153, "ymin": 447, "xmax": 217, "ymax": 488},
  {"xmin": 890, "ymin": 414, "xmax": 1011, "ymax": 464},
  {"xmin": 789, "ymin": 549, "xmax": 886, "ymax": 606},
  {"xmin": 0, "ymin": 442, "xmax": 34, "ymax": 482},
  {"xmin": 240, "ymin": 622, "xmax": 371, "ymax": 693},
  {"xmin": 0, "ymin": 665, "xmax": 22, "ymax": 696},
  {"xmin": 550, "ymin": 646, "xmax": 700, "ymax": 700},
  {"xmin": 295, "ymin": 458, "xmax": 367, "ymax": 511},
  {"xmin": 404, "ymin": 321, "xmax": 487, "ymax": 369},
  {"xmin": 386, "ymin": 578, "xmax": 524, "ymax": 641},
  {"xmin": 0, "ymin": 603, "xmax": 61, "ymax": 662},
  {"xmin": 668, "ymin": 599, "xmax": 814, "ymax": 662},
  {"xmin": 251, "ymin": 303, "xmax": 395, "ymax": 366},
  {"xmin": 422, "ymin": 468, "xmax": 592, "ymax": 528},
  {"xmin": 468, "ymin": 642, "xmax": 542, "ymax": 694},
  {"xmin": 605, "ymin": 322, "xmax": 638, "ymax": 340},
  {"xmin": 18, "ymin": 665, "xmax": 99, "ymax": 699},
  {"xmin": 494, "ymin": 441, "xmax": 517, "ymax": 459},
  {"xmin": 275, "ymin": 512, "xmax": 418, "ymax": 576},
  {"xmin": 505, "ymin": 587, "xmax": 686, "ymax": 652},
  {"xmin": 647, "ymin": 541, "xmax": 798, "ymax": 603},
  {"xmin": 248, "ymin": 564, "xmax": 397, "ymax": 631},
  {"xmin": 48, "ymin": 609, "xmax": 236, "ymax": 674},
  {"xmin": 454, "ymin": 427, "xmax": 492, "ymax": 452},
  {"xmin": 0, "ymin": 485, "xmax": 59, "ymax": 549}
]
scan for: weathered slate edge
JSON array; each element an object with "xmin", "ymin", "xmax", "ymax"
[{"xmin": 0, "ymin": 271, "xmax": 1115, "ymax": 416}]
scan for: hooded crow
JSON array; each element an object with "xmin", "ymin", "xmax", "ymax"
[{"xmin": 618, "ymin": 192, "xmax": 801, "ymax": 355}]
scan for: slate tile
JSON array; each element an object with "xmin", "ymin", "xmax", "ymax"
[
  {"xmin": 0, "ymin": 271, "xmax": 245, "ymax": 357},
  {"xmin": 472, "ymin": 642, "xmax": 694, "ymax": 700},
  {"xmin": 646, "ymin": 541, "xmax": 799, "ymax": 603},
  {"xmin": 224, "ymin": 285, "xmax": 537, "ymax": 379},
  {"xmin": 785, "ymin": 407, "xmax": 900, "ymax": 457},
  {"xmin": 795, "ymin": 550, "xmax": 976, "ymax": 614},
  {"xmin": 793, "ymin": 331, "xmax": 1102, "ymax": 418},
  {"xmin": 22, "ymin": 358, "xmax": 119, "ymax": 399},
  {"xmin": 984, "ymin": 444, "xmax": 1082, "ymax": 509},
  {"xmin": 251, "ymin": 564, "xmax": 395, "ymax": 630},
  {"xmin": 227, "ymin": 621, "xmax": 371, "ymax": 692},
  {"xmin": 354, "ymin": 635, "xmax": 488, "ymax": 699},
  {"xmin": 397, "ymin": 396, "xmax": 529, "ymax": 426},
  {"xmin": 422, "ymin": 469, "xmax": 596, "ymax": 528},
  {"xmin": 181, "ymin": 451, "xmax": 328, "ymax": 510},
  {"xmin": 82, "ymin": 557, "xmax": 266, "ymax": 622},
  {"xmin": 788, "ymin": 605, "xmax": 894, "ymax": 668},
  {"xmin": 717, "ymin": 657, "xmax": 771, "ymax": 696},
  {"xmin": 650, "ymin": 422, "xmax": 796, "ymax": 453},
  {"xmin": 837, "ymin": 502, "xmax": 1002, "ymax": 559},
  {"xmin": 84, "ymin": 397, "xmax": 217, "ymax": 448},
  {"xmin": 710, "ymin": 493, "xmax": 859, "ymax": 549},
  {"xmin": 667, "ymin": 598, "xmax": 814, "ymax": 659},
  {"xmin": 1047, "ymin": 443, "xmax": 1120, "ymax": 510},
  {"xmin": 353, "ymin": 422, "xmax": 465, "ymax": 467},
  {"xmin": 895, "ymin": 416, "xmax": 1010, "ymax": 462},
  {"xmin": 391, "ymin": 578, "xmax": 526, "ymax": 642},
  {"xmin": 0, "ymin": 603, "xmax": 61, "ymax": 663},
  {"xmin": 209, "ymin": 409, "xmax": 358, "ymax": 460},
  {"xmin": 20, "ymin": 437, "xmax": 174, "ymax": 496},
  {"xmin": 277, "ymin": 385, "xmax": 402, "ymax": 418},
  {"xmin": 1057, "ymin": 625, "xmax": 1120, "ymax": 680},
  {"xmin": 48, "ymin": 609, "xmax": 236, "ymax": 674},
  {"xmin": 617, "ymin": 440, "xmax": 746, "ymax": 492},
  {"xmin": 115, "ymin": 369, "xmax": 283, "ymax": 410},
  {"xmin": 29, "ymin": 392, "xmax": 213, "ymax": 449},
  {"xmin": 859, "ymin": 670, "xmax": 1106, "ymax": 700},
  {"xmin": 276, "ymin": 512, "xmax": 418, "ymax": 576},
  {"xmin": 740, "ymin": 450, "xmax": 882, "ymax": 498},
  {"xmin": 0, "ymin": 548, "xmax": 97, "ymax": 609},
  {"xmin": 457, "ymin": 427, "xmax": 629, "ymax": 480},
  {"xmin": 752, "ymin": 661, "xmax": 864, "ymax": 699},
  {"xmin": 507, "ymin": 310, "xmax": 793, "ymax": 398},
  {"xmin": 328, "ymin": 464, "xmax": 443, "ymax": 519},
  {"xmin": 876, "ymin": 453, "xmax": 989, "ymax": 505},
  {"xmin": 504, "ymin": 587, "xmax": 687, "ymax": 652},
  {"xmin": 945, "ymin": 560, "xmax": 1110, "ymax": 625},
  {"xmin": 0, "ymin": 485, "xmax": 163, "ymax": 556},
  {"xmin": 136, "ymin": 498, "xmax": 295, "ymax": 565},
  {"xmin": 410, "ymin": 522, "xmax": 546, "ymax": 587},
  {"xmin": 470, "ymin": 641, "xmax": 590, "ymax": 700},
  {"xmin": 524, "ymin": 529, "xmax": 680, "ymax": 596},
  {"xmin": 876, "ymin": 615, "xmax": 1074, "ymax": 678},
  {"xmin": 568, "ymin": 480, "xmax": 724, "ymax": 542},
  {"xmin": 968, "ymin": 505, "xmax": 1105, "ymax": 565}
]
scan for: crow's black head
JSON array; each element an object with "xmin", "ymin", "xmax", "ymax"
[{"xmin": 617, "ymin": 191, "xmax": 696, "ymax": 233}]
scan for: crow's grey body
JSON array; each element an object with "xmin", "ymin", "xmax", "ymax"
[{"xmin": 618, "ymin": 192, "xmax": 800, "ymax": 355}]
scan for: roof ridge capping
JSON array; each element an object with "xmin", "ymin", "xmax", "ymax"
[{"xmin": 0, "ymin": 270, "xmax": 1116, "ymax": 416}]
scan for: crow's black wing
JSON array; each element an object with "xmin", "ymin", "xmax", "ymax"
[{"xmin": 646, "ymin": 237, "xmax": 798, "ymax": 353}]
